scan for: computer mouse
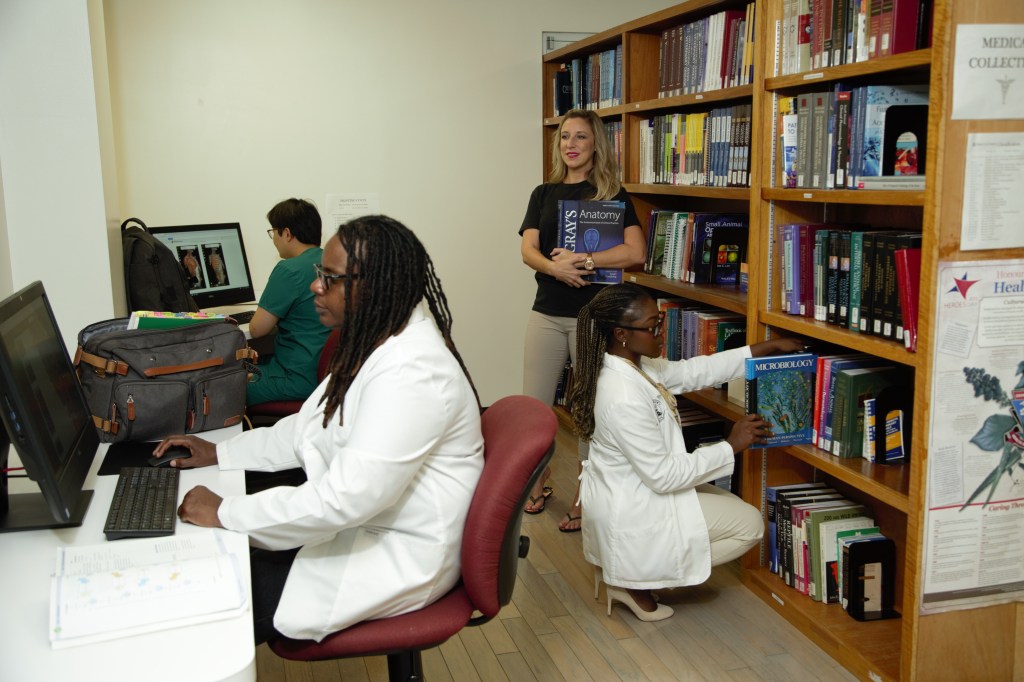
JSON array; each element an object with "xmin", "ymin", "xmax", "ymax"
[{"xmin": 147, "ymin": 446, "xmax": 192, "ymax": 467}]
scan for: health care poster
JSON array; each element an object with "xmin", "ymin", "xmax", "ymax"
[{"xmin": 922, "ymin": 259, "xmax": 1024, "ymax": 613}]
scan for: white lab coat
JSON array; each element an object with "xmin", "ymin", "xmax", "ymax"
[
  {"xmin": 580, "ymin": 347, "xmax": 751, "ymax": 589},
  {"xmin": 216, "ymin": 306, "xmax": 484, "ymax": 641}
]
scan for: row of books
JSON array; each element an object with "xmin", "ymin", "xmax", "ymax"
[
  {"xmin": 766, "ymin": 482, "xmax": 897, "ymax": 621},
  {"xmin": 657, "ymin": 3, "xmax": 757, "ymax": 98},
  {"xmin": 776, "ymin": 225, "xmax": 922, "ymax": 351},
  {"xmin": 644, "ymin": 211, "xmax": 749, "ymax": 286},
  {"xmin": 551, "ymin": 46, "xmax": 622, "ymax": 116},
  {"xmin": 811, "ymin": 353, "xmax": 912, "ymax": 463},
  {"xmin": 743, "ymin": 351, "xmax": 911, "ymax": 463},
  {"xmin": 638, "ymin": 105, "xmax": 753, "ymax": 188},
  {"xmin": 656, "ymin": 300, "xmax": 745, "ymax": 362},
  {"xmin": 778, "ymin": 84, "xmax": 928, "ymax": 191},
  {"xmin": 779, "ymin": 0, "xmax": 933, "ymax": 77}
]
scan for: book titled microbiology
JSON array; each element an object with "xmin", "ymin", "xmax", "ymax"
[
  {"xmin": 557, "ymin": 199, "xmax": 626, "ymax": 285},
  {"xmin": 744, "ymin": 352, "xmax": 817, "ymax": 448}
]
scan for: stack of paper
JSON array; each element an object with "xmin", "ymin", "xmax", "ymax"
[{"xmin": 49, "ymin": 530, "xmax": 247, "ymax": 649}]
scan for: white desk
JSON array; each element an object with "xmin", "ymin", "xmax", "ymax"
[{"xmin": 0, "ymin": 426, "xmax": 255, "ymax": 682}]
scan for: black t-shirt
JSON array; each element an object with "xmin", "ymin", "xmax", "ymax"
[{"xmin": 519, "ymin": 181, "xmax": 640, "ymax": 318}]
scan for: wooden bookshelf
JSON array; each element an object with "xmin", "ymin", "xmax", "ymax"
[{"xmin": 542, "ymin": 1, "xmax": 1024, "ymax": 680}]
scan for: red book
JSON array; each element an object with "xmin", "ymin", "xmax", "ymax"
[
  {"xmin": 882, "ymin": 0, "xmax": 921, "ymax": 56},
  {"xmin": 894, "ymin": 247, "xmax": 921, "ymax": 352},
  {"xmin": 868, "ymin": 0, "xmax": 885, "ymax": 59}
]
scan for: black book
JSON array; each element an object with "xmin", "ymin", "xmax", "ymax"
[
  {"xmin": 778, "ymin": 488, "xmax": 840, "ymax": 587},
  {"xmin": 842, "ymin": 535, "xmax": 899, "ymax": 621}
]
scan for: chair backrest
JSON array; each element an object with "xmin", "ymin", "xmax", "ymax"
[
  {"xmin": 317, "ymin": 329, "xmax": 341, "ymax": 381},
  {"xmin": 461, "ymin": 395, "xmax": 556, "ymax": 617}
]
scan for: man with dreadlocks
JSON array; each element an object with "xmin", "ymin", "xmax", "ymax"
[
  {"xmin": 152, "ymin": 215, "xmax": 484, "ymax": 644},
  {"xmin": 567, "ymin": 283, "xmax": 803, "ymax": 622}
]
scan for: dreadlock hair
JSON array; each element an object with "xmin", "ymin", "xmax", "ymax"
[
  {"xmin": 320, "ymin": 215, "xmax": 479, "ymax": 427},
  {"xmin": 566, "ymin": 282, "xmax": 653, "ymax": 442}
]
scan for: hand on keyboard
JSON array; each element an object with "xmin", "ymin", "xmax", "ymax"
[{"xmin": 177, "ymin": 485, "xmax": 225, "ymax": 528}]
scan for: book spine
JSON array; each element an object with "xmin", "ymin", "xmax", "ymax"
[
  {"xmin": 826, "ymin": 229, "xmax": 841, "ymax": 325},
  {"xmin": 863, "ymin": 397, "xmax": 877, "ymax": 461},
  {"xmin": 848, "ymin": 231, "xmax": 865, "ymax": 331},
  {"xmin": 837, "ymin": 230, "xmax": 852, "ymax": 328}
]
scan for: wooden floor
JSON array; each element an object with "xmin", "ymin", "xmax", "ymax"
[{"xmin": 255, "ymin": 425, "xmax": 858, "ymax": 682}]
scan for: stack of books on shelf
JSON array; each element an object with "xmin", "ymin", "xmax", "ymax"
[
  {"xmin": 813, "ymin": 353, "xmax": 913, "ymax": 463},
  {"xmin": 644, "ymin": 211, "xmax": 749, "ymax": 286},
  {"xmin": 778, "ymin": 0, "xmax": 934, "ymax": 77},
  {"xmin": 551, "ymin": 45, "xmax": 622, "ymax": 115},
  {"xmin": 777, "ymin": 84, "xmax": 928, "ymax": 191},
  {"xmin": 775, "ymin": 224, "xmax": 922, "ymax": 351},
  {"xmin": 657, "ymin": 2, "xmax": 757, "ymax": 97},
  {"xmin": 677, "ymin": 397, "xmax": 737, "ymax": 491},
  {"xmin": 638, "ymin": 105, "xmax": 753, "ymax": 188},
  {"xmin": 657, "ymin": 298, "xmax": 745, "ymax": 362},
  {"xmin": 766, "ymin": 482, "xmax": 897, "ymax": 619}
]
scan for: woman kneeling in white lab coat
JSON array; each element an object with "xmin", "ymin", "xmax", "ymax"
[
  {"xmin": 568, "ymin": 283, "xmax": 802, "ymax": 621},
  {"xmin": 153, "ymin": 215, "xmax": 485, "ymax": 643}
]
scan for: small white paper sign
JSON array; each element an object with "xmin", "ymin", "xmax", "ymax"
[
  {"xmin": 960, "ymin": 133, "xmax": 1024, "ymax": 250},
  {"xmin": 952, "ymin": 24, "xmax": 1024, "ymax": 120},
  {"xmin": 324, "ymin": 193, "xmax": 380, "ymax": 232}
]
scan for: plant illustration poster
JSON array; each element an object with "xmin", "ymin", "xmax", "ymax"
[{"xmin": 923, "ymin": 259, "xmax": 1024, "ymax": 614}]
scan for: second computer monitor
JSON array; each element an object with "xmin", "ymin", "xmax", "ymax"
[{"xmin": 149, "ymin": 223, "xmax": 256, "ymax": 309}]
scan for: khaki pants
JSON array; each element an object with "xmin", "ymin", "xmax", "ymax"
[{"xmin": 696, "ymin": 483, "xmax": 765, "ymax": 566}]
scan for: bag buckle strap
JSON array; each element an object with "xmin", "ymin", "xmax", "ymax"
[
  {"xmin": 236, "ymin": 347, "xmax": 258, "ymax": 362},
  {"xmin": 76, "ymin": 347, "xmax": 129, "ymax": 377}
]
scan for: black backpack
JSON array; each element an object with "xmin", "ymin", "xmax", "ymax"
[{"xmin": 121, "ymin": 217, "xmax": 199, "ymax": 313}]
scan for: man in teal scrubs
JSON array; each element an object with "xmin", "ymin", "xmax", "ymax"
[{"xmin": 246, "ymin": 198, "xmax": 331, "ymax": 405}]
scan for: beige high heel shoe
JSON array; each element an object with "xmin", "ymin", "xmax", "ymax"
[
  {"xmin": 593, "ymin": 566, "xmax": 602, "ymax": 600},
  {"xmin": 606, "ymin": 586, "xmax": 673, "ymax": 622}
]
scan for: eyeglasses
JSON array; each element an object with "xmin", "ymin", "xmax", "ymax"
[
  {"xmin": 266, "ymin": 228, "xmax": 277, "ymax": 239},
  {"xmin": 313, "ymin": 262, "xmax": 360, "ymax": 291},
  {"xmin": 618, "ymin": 313, "xmax": 665, "ymax": 337}
]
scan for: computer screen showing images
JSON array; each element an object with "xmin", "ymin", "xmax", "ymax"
[{"xmin": 149, "ymin": 223, "xmax": 256, "ymax": 309}]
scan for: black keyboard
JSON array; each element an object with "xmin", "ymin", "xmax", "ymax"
[
  {"xmin": 103, "ymin": 467, "xmax": 180, "ymax": 540},
  {"xmin": 230, "ymin": 309, "xmax": 256, "ymax": 324}
]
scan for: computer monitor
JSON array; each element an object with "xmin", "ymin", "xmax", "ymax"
[
  {"xmin": 148, "ymin": 222, "xmax": 257, "ymax": 309},
  {"xmin": 0, "ymin": 281, "xmax": 97, "ymax": 532}
]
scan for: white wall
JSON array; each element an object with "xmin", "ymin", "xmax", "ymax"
[
  {"xmin": 102, "ymin": 0, "xmax": 679, "ymax": 404},
  {"xmin": 0, "ymin": 0, "xmax": 118, "ymax": 350}
]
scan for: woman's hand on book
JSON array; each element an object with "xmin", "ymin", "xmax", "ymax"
[
  {"xmin": 153, "ymin": 435, "xmax": 218, "ymax": 468},
  {"xmin": 548, "ymin": 248, "xmax": 591, "ymax": 288},
  {"xmin": 727, "ymin": 414, "xmax": 774, "ymax": 452},
  {"xmin": 750, "ymin": 337, "xmax": 807, "ymax": 358},
  {"xmin": 178, "ymin": 485, "xmax": 224, "ymax": 528}
]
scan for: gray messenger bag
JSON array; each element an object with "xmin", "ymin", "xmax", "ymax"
[{"xmin": 74, "ymin": 318, "xmax": 256, "ymax": 442}]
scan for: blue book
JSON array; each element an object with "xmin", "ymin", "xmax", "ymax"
[
  {"xmin": 557, "ymin": 200, "xmax": 626, "ymax": 285},
  {"xmin": 744, "ymin": 352, "xmax": 817, "ymax": 448}
]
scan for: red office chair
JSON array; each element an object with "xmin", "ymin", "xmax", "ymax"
[
  {"xmin": 268, "ymin": 394, "xmax": 557, "ymax": 681},
  {"xmin": 245, "ymin": 329, "xmax": 340, "ymax": 426}
]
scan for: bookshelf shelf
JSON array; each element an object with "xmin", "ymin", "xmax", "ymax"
[
  {"xmin": 778, "ymin": 442, "xmax": 911, "ymax": 512},
  {"xmin": 683, "ymin": 386, "xmax": 745, "ymax": 421},
  {"xmin": 623, "ymin": 183, "xmax": 750, "ymax": 200},
  {"xmin": 761, "ymin": 188, "xmax": 926, "ymax": 206},
  {"xmin": 764, "ymin": 49, "xmax": 932, "ymax": 92},
  {"xmin": 625, "ymin": 271, "xmax": 747, "ymax": 315},
  {"xmin": 759, "ymin": 311, "xmax": 923, "ymax": 368},
  {"xmin": 740, "ymin": 565, "xmax": 902, "ymax": 682},
  {"xmin": 625, "ymin": 84, "xmax": 755, "ymax": 113}
]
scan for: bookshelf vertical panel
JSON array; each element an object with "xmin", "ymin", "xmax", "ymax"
[{"xmin": 624, "ymin": 31, "xmax": 661, "ymax": 103}]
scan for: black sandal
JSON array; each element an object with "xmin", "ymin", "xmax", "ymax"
[{"xmin": 523, "ymin": 486, "xmax": 553, "ymax": 514}]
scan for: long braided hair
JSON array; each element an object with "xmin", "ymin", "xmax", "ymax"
[
  {"xmin": 320, "ymin": 215, "xmax": 479, "ymax": 427},
  {"xmin": 567, "ymin": 283, "xmax": 652, "ymax": 442}
]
